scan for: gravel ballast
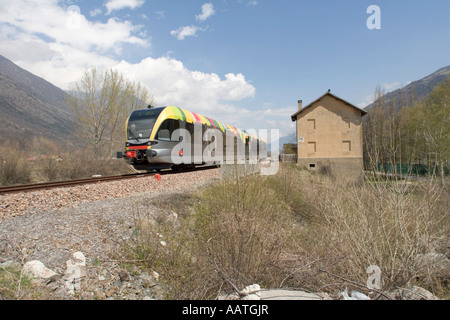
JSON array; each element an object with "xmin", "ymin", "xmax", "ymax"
[
  {"xmin": 0, "ymin": 169, "xmax": 220, "ymax": 222},
  {"xmin": 0, "ymin": 168, "xmax": 220, "ymax": 300}
]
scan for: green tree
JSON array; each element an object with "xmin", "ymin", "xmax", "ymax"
[
  {"xmin": 67, "ymin": 68, "xmax": 153, "ymax": 159},
  {"xmin": 402, "ymin": 78, "xmax": 450, "ymax": 182}
]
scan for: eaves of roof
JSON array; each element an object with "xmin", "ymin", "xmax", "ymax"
[{"xmin": 291, "ymin": 91, "xmax": 368, "ymax": 122}]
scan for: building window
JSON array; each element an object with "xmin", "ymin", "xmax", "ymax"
[
  {"xmin": 308, "ymin": 141, "xmax": 317, "ymax": 154},
  {"xmin": 342, "ymin": 140, "xmax": 351, "ymax": 153},
  {"xmin": 307, "ymin": 119, "xmax": 316, "ymax": 131}
]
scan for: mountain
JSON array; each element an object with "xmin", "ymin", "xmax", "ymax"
[
  {"xmin": 365, "ymin": 65, "xmax": 450, "ymax": 110},
  {"xmin": 0, "ymin": 55, "xmax": 74, "ymax": 146}
]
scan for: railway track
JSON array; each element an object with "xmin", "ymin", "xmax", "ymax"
[
  {"xmin": 0, "ymin": 165, "xmax": 218, "ymax": 195},
  {"xmin": 0, "ymin": 173, "xmax": 156, "ymax": 195}
]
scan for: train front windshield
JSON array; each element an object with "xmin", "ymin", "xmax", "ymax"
[{"xmin": 127, "ymin": 108, "xmax": 164, "ymax": 141}]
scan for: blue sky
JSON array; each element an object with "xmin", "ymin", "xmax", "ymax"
[{"xmin": 1, "ymin": 0, "xmax": 449, "ymax": 138}]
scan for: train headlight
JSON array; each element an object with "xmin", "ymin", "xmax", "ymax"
[{"xmin": 126, "ymin": 151, "xmax": 137, "ymax": 158}]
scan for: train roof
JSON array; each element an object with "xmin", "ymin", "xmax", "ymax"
[{"xmin": 135, "ymin": 106, "xmax": 263, "ymax": 143}]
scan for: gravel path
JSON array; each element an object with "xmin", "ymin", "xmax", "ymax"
[{"xmin": 0, "ymin": 168, "xmax": 220, "ymax": 299}]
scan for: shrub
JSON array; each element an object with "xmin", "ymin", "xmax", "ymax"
[
  {"xmin": 295, "ymin": 175, "xmax": 449, "ymax": 296},
  {"xmin": 123, "ymin": 170, "xmax": 307, "ymax": 299},
  {"xmin": 122, "ymin": 164, "xmax": 449, "ymax": 299},
  {"xmin": 0, "ymin": 143, "xmax": 32, "ymax": 186}
]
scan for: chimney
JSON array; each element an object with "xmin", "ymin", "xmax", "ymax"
[{"xmin": 298, "ymin": 100, "xmax": 303, "ymax": 110}]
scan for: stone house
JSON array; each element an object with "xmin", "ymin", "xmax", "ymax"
[{"xmin": 291, "ymin": 90, "xmax": 367, "ymax": 183}]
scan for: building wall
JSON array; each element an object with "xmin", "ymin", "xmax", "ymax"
[
  {"xmin": 295, "ymin": 95, "xmax": 364, "ymax": 184},
  {"xmin": 297, "ymin": 157, "xmax": 364, "ymax": 184}
]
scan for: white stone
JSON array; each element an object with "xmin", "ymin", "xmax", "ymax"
[
  {"xmin": 240, "ymin": 284, "xmax": 261, "ymax": 300},
  {"xmin": 260, "ymin": 289, "xmax": 322, "ymax": 300},
  {"xmin": 23, "ymin": 260, "xmax": 58, "ymax": 279}
]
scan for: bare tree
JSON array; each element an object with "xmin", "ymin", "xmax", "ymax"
[
  {"xmin": 364, "ymin": 85, "xmax": 406, "ymax": 176},
  {"xmin": 67, "ymin": 67, "xmax": 153, "ymax": 159}
]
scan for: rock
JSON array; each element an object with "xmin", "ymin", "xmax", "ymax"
[
  {"xmin": 94, "ymin": 289, "xmax": 106, "ymax": 300},
  {"xmin": 119, "ymin": 270, "xmax": 130, "ymax": 282},
  {"xmin": 22, "ymin": 260, "xmax": 59, "ymax": 279},
  {"xmin": 140, "ymin": 272, "xmax": 158, "ymax": 288},
  {"xmin": 260, "ymin": 289, "xmax": 323, "ymax": 300},
  {"xmin": 106, "ymin": 288, "xmax": 116, "ymax": 298},
  {"xmin": 1, "ymin": 261, "xmax": 21, "ymax": 270},
  {"xmin": 386, "ymin": 286, "xmax": 440, "ymax": 300},
  {"xmin": 218, "ymin": 285, "xmax": 324, "ymax": 301},
  {"xmin": 152, "ymin": 271, "xmax": 160, "ymax": 282},
  {"xmin": 45, "ymin": 274, "xmax": 62, "ymax": 285},
  {"xmin": 316, "ymin": 292, "xmax": 333, "ymax": 300},
  {"xmin": 240, "ymin": 284, "xmax": 261, "ymax": 300},
  {"xmin": 340, "ymin": 288, "xmax": 370, "ymax": 300}
]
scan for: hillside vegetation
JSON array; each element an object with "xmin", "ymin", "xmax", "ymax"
[
  {"xmin": 364, "ymin": 77, "xmax": 450, "ymax": 183},
  {"xmin": 0, "ymin": 55, "xmax": 73, "ymax": 146}
]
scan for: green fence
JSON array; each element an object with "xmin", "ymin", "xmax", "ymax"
[{"xmin": 377, "ymin": 163, "xmax": 449, "ymax": 176}]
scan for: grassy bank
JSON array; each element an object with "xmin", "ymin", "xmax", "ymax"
[{"xmin": 123, "ymin": 164, "xmax": 449, "ymax": 299}]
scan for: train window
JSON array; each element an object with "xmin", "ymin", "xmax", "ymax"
[
  {"xmin": 157, "ymin": 120, "xmax": 180, "ymax": 142},
  {"xmin": 158, "ymin": 129, "xmax": 170, "ymax": 141},
  {"xmin": 128, "ymin": 108, "xmax": 164, "ymax": 140}
]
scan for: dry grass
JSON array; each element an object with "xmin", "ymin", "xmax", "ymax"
[
  {"xmin": 294, "ymin": 173, "xmax": 449, "ymax": 297},
  {"xmin": 0, "ymin": 138, "xmax": 132, "ymax": 186},
  {"xmin": 122, "ymin": 164, "xmax": 449, "ymax": 299},
  {"xmin": 0, "ymin": 143, "xmax": 32, "ymax": 186}
]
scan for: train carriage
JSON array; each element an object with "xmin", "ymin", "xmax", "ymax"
[{"xmin": 119, "ymin": 106, "xmax": 265, "ymax": 172}]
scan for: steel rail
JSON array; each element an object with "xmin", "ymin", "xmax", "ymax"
[
  {"xmin": 0, "ymin": 165, "xmax": 217, "ymax": 195},
  {"xmin": 0, "ymin": 173, "xmax": 154, "ymax": 195}
]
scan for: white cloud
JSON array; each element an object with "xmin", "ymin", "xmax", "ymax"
[
  {"xmin": 170, "ymin": 25, "xmax": 205, "ymax": 40},
  {"xmin": 155, "ymin": 11, "xmax": 165, "ymax": 20},
  {"xmin": 357, "ymin": 93, "xmax": 375, "ymax": 109},
  {"xmin": 0, "ymin": 0, "xmax": 148, "ymax": 53},
  {"xmin": 358, "ymin": 80, "xmax": 413, "ymax": 109},
  {"xmin": 382, "ymin": 81, "xmax": 402, "ymax": 92},
  {"xmin": 171, "ymin": 3, "xmax": 214, "ymax": 41},
  {"xmin": 251, "ymin": 106, "xmax": 296, "ymax": 137},
  {"xmin": 262, "ymin": 106, "xmax": 297, "ymax": 118},
  {"xmin": 234, "ymin": 0, "xmax": 258, "ymax": 7},
  {"xmin": 114, "ymin": 57, "xmax": 255, "ymax": 118},
  {"xmin": 196, "ymin": 3, "xmax": 215, "ymax": 22},
  {"xmin": 0, "ymin": 0, "xmax": 256, "ymax": 128},
  {"xmin": 104, "ymin": 0, "xmax": 145, "ymax": 15},
  {"xmin": 90, "ymin": 8, "xmax": 103, "ymax": 17}
]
